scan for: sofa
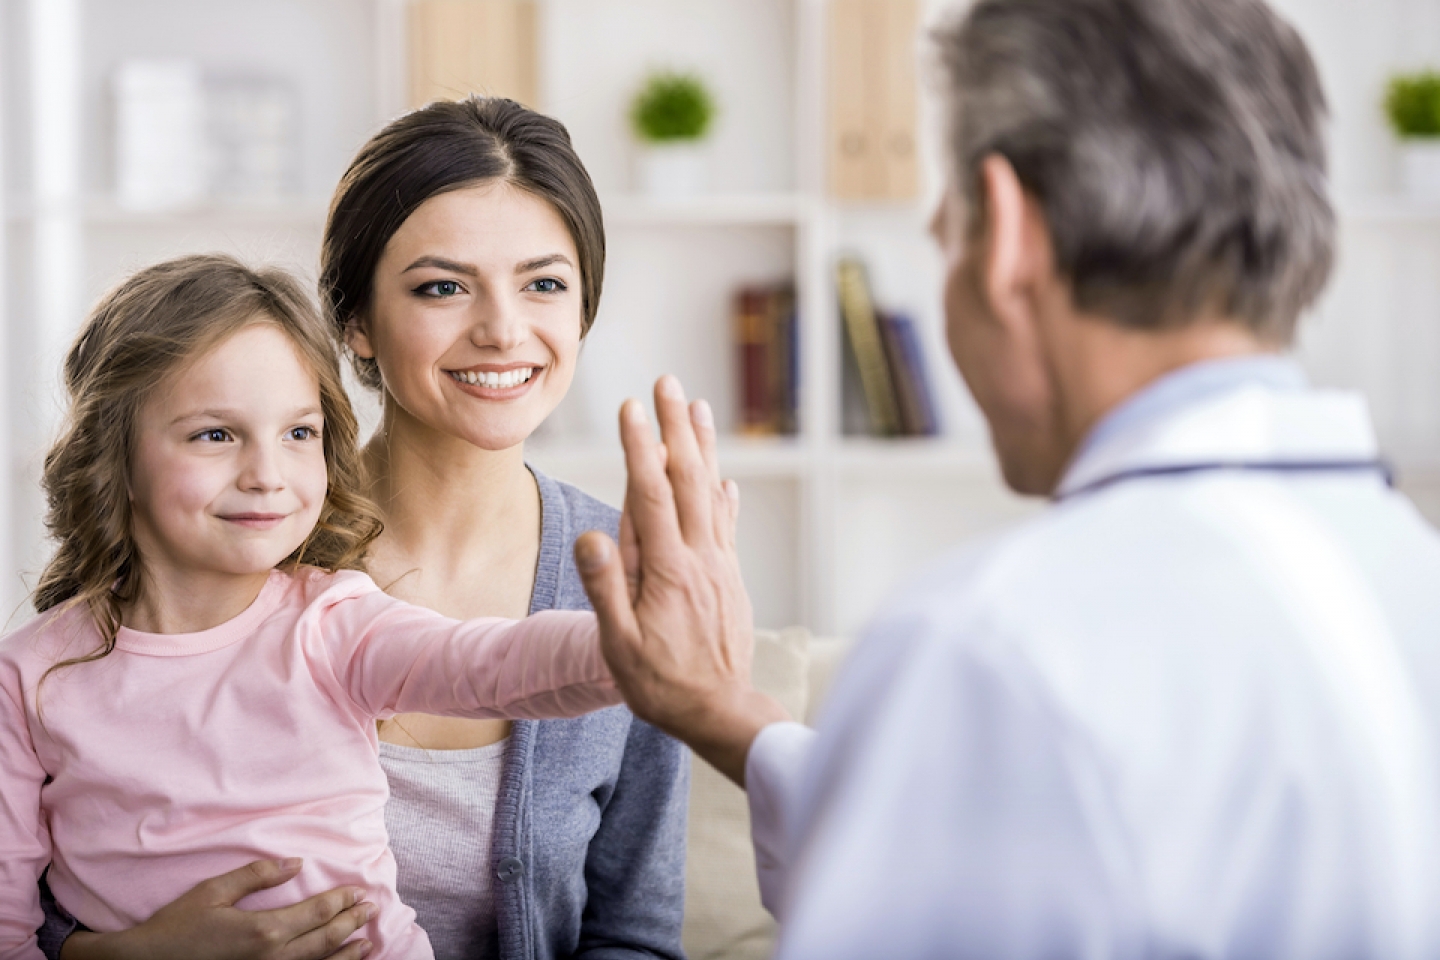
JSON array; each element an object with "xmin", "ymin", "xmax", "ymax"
[{"xmin": 680, "ymin": 628, "xmax": 853, "ymax": 960}]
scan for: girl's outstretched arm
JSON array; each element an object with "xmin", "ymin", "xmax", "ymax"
[{"xmin": 52, "ymin": 860, "xmax": 374, "ymax": 960}]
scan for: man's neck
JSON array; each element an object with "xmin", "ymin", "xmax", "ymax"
[{"xmin": 1045, "ymin": 312, "xmax": 1278, "ymax": 474}]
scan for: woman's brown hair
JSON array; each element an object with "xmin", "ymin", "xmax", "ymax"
[
  {"xmin": 35, "ymin": 253, "xmax": 383, "ymax": 674},
  {"xmin": 320, "ymin": 96, "xmax": 605, "ymax": 390}
]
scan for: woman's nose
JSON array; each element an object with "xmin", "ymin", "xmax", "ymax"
[{"xmin": 470, "ymin": 297, "xmax": 526, "ymax": 352}]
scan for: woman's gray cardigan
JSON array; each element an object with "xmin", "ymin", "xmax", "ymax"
[{"xmin": 38, "ymin": 469, "xmax": 690, "ymax": 960}]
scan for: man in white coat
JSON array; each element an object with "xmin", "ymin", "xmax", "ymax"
[{"xmin": 574, "ymin": 0, "xmax": 1440, "ymax": 956}]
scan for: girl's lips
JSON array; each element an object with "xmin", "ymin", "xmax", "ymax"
[{"xmin": 221, "ymin": 513, "xmax": 287, "ymax": 530}]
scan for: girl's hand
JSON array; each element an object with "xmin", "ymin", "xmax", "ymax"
[{"xmin": 58, "ymin": 859, "xmax": 374, "ymax": 960}]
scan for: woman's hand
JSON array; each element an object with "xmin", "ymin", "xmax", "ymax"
[
  {"xmin": 575, "ymin": 376, "xmax": 790, "ymax": 787},
  {"xmin": 59, "ymin": 859, "xmax": 374, "ymax": 960}
]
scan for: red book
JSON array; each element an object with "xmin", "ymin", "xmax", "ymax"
[{"xmin": 735, "ymin": 287, "xmax": 773, "ymax": 434}]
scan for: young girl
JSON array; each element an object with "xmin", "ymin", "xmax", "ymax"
[{"xmin": 0, "ymin": 254, "xmax": 622, "ymax": 960}]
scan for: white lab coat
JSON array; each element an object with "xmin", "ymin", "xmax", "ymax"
[{"xmin": 746, "ymin": 375, "xmax": 1440, "ymax": 959}]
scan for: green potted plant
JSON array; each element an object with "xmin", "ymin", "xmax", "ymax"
[
  {"xmin": 629, "ymin": 70, "xmax": 717, "ymax": 198},
  {"xmin": 1385, "ymin": 71, "xmax": 1440, "ymax": 199}
]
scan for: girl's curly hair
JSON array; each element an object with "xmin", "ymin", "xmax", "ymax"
[{"xmin": 36, "ymin": 253, "xmax": 383, "ymax": 679}]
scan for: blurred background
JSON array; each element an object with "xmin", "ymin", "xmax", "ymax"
[{"xmin": 1, "ymin": 0, "xmax": 1438, "ymax": 639}]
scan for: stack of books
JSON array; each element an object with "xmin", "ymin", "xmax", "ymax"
[
  {"xmin": 837, "ymin": 257, "xmax": 939, "ymax": 437},
  {"xmin": 734, "ymin": 282, "xmax": 799, "ymax": 436}
]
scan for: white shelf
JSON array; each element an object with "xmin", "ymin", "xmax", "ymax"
[
  {"xmin": 5, "ymin": 197, "xmax": 330, "ymax": 227},
  {"xmin": 530, "ymin": 434, "xmax": 1010, "ymax": 482},
  {"xmin": 834, "ymin": 437, "xmax": 1000, "ymax": 478},
  {"xmin": 601, "ymin": 192, "xmax": 815, "ymax": 227},
  {"xmin": 4, "ymin": 193, "xmax": 814, "ymax": 231},
  {"xmin": 528, "ymin": 435, "xmax": 810, "ymax": 480}
]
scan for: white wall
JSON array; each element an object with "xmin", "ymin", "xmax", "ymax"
[{"xmin": 3, "ymin": 0, "xmax": 1440, "ymax": 636}]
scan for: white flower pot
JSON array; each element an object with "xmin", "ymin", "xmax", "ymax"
[
  {"xmin": 1399, "ymin": 140, "xmax": 1440, "ymax": 200},
  {"xmin": 635, "ymin": 141, "xmax": 708, "ymax": 199}
]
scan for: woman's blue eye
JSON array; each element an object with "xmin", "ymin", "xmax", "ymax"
[
  {"xmin": 418, "ymin": 280, "xmax": 462, "ymax": 298},
  {"xmin": 289, "ymin": 426, "xmax": 320, "ymax": 441},
  {"xmin": 527, "ymin": 278, "xmax": 566, "ymax": 294}
]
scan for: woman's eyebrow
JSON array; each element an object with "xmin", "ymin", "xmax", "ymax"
[
  {"xmin": 402, "ymin": 255, "xmax": 478, "ymax": 276},
  {"xmin": 516, "ymin": 254, "xmax": 574, "ymax": 274}
]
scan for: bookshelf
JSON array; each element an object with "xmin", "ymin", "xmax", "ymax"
[{"xmin": 5, "ymin": 0, "xmax": 1440, "ymax": 638}]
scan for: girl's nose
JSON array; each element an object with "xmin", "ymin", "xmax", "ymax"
[{"xmin": 238, "ymin": 441, "xmax": 286, "ymax": 492}]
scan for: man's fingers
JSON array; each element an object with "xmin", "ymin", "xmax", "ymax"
[
  {"xmin": 718, "ymin": 478, "xmax": 740, "ymax": 549},
  {"xmin": 575, "ymin": 531, "xmax": 643, "ymax": 665},
  {"xmin": 619, "ymin": 507, "xmax": 641, "ymax": 604},
  {"xmin": 691, "ymin": 398, "xmax": 720, "ymax": 476},
  {"xmin": 201, "ymin": 858, "xmax": 304, "ymax": 906},
  {"xmin": 619, "ymin": 397, "xmax": 686, "ymax": 558},
  {"xmin": 652, "ymin": 376, "xmax": 715, "ymax": 545}
]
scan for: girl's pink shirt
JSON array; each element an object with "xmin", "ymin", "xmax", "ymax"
[{"xmin": 0, "ymin": 567, "xmax": 619, "ymax": 960}]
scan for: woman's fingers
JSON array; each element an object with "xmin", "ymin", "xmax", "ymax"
[
  {"xmin": 273, "ymin": 896, "xmax": 374, "ymax": 960},
  {"xmin": 258, "ymin": 886, "xmax": 372, "ymax": 960},
  {"xmin": 197, "ymin": 858, "xmax": 306, "ymax": 906},
  {"xmin": 652, "ymin": 377, "xmax": 715, "ymax": 546},
  {"xmin": 110, "ymin": 860, "xmax": 373, "ymax": 960}
]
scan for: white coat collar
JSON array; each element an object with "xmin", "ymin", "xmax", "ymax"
[{"xmin": 1055, "ymin": 380, "xmax": 1382, "ymax": 501}]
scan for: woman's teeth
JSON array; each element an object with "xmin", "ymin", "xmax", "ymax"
[{"xmin": 451, "ymin": 367, "xmax": 535, "ymax": 388}]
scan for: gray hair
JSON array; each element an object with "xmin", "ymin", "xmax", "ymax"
[{"xmin": 933, "ymin": 0, "xmax": 1334, "ymax": 342}]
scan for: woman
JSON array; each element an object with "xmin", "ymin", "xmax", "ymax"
[{"xmin": 43, "ymin": 98, "xmax": 689, "ymax": 960}]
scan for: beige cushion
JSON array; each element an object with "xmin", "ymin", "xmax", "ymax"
[
  {"xmin": 682, "ymin": 627, "xmax": 810, "ymax": 960},
  {"xmin": 804, "ymin": 635, "xmax": 852, "ymax": 726}
]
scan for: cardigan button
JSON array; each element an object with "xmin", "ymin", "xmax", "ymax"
[{"xmin": 497, "ymin": 857, "xmax": 525, "ymax": 883}]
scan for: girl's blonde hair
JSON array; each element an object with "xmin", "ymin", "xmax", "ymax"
[{"xmin": 35, "ymin": 253, "xmax": 383, "ymax": 671}]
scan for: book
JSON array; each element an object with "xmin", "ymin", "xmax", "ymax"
[
  {"xmin": 878, "ymin": 312, "xmax": 939, "ymax": 436},
  {"xmin": 735, "ymin": 287, "xmax": 772, "ymax": 435},
  {"xmin": 734, "ymin": 283, "xmax": 799, "ymax": 436},
  {"xmin": 836, "ymin": 258, "xmax": 902, "ymax": 435},
  {"xmin": 769, "ymin": 285, "xmax": 799, "ymax": 435}
]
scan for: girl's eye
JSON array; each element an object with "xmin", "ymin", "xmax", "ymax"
[
  {"xmin": 289, "ymin": 426, "xmax": 320, "ymax": 441},
  {"xmin": 194, "ymin": 428, "xmax": 231, "ymax": 443},
  {"xmin": 416, "ymin": 280, "xmax": 463, "ymax": 298},
  {"xmin": 526, "ymin": 278, "xmax": 566, "ymax": 294}
]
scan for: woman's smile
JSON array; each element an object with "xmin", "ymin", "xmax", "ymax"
[{"xmin": 446, "ymin": 362, "xmax": 542, "ymax": 398}]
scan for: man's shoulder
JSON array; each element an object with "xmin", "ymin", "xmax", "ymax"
[{"xmin": 857, "ymin": 487, "xmax": 1219, "ymax": 663}]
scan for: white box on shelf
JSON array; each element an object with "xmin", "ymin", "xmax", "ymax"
[
  {"xmin": 113, "ymin": 59, "xmax": 207, "ymax": 211},
  {"xmin": 207, "ymin": 76, "xmax": 300, "ymax": 204},
  {"xmin": 1399, "ymin": 141, "xmax": 1440, "ymax": 201}
]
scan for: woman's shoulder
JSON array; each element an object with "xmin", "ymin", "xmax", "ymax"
[
  {"xmin": 530, "ymin": 468, "xmax": 619, "ymax": 614},
  {"xmin": 532, "ymin": 466, "xmax": 620, "ymax": 540}
]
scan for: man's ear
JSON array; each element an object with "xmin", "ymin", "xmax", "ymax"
[
  {"xmin": 977, "ymin": 154, "xmax": 1051, "ymax": 329},
  {"xmin": 344, "ymin": 316, "xmax": 375, "ymax": 360}
]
